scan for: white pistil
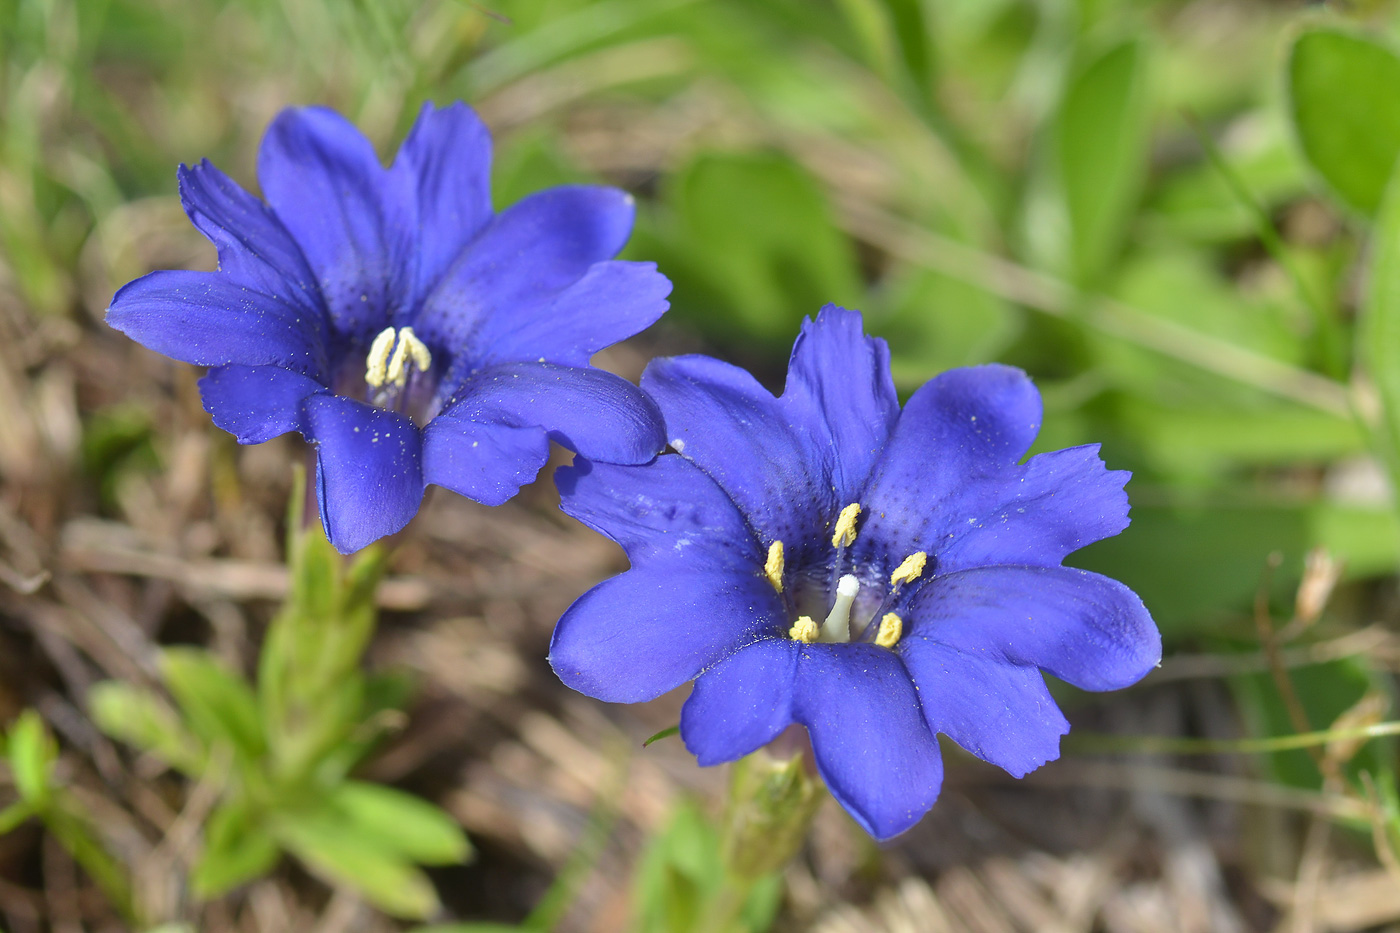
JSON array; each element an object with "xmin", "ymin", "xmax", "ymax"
[
  {"xmin": 875, "ymin": 612, "xmax": 903, "ymax": 648},
  {"xmin": 764, "ymin": 540, "xmax": 785, "ymax": 593},
  {"xmin": 789, "ymin": 616, "xmax": 819, "ymax": 643},
  {"xmin": 365, "ymin": 326, "xmax": 432, "ymax": 390},
  {"xmin": 889, "ymin": 551, "xmax": 927, "ymax": 588},
  {"xmin": 831, "ymin": 502, "xmax": 862, "ymax": 548},
  {"xmin": 820, "ymin": 574, "xmax": 859, "ymax": 643}
]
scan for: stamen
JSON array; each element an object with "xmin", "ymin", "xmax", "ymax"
[
  {"xmin": 820, "ymin": 574, "xmax": 859, "ymax": 643},
  {"xmin": 789, "ymin": 616, "xmax": 819, "ymax": 643},
  {"xmin": 364, "ymin": 327, "xmax": 397, "ymax": 388},
  {"xmin": 366, "ymin": 327, "xmax": 433, "ymax": 391},
  {"xmin": 875, "ymin": 612, "xmax": 903, "ymax": 648},
  {"xmin": 831, "ymin": 502, "xmax": 862, "ymax": 548},
  {"xmin": 890, "ymin": 551, "xmax": 928, "ymax": 588},
  {"xmin": 764, "ymin": 541, "xmax": 785, "ymax": 593}
]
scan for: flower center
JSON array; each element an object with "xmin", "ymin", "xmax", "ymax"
[
  {"xmin": 363, "ymin": 326, "xmax": 433, "ymax": 409},
  {"xmin": 765, "ymin": 500, "xmax": 928, "ymax": 650}
]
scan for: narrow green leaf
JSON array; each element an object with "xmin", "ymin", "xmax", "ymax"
[
  {"xmin": 329, "ymin": 781, "xmax": 470, "ymax": 866},
  {"xmin": 160, "ymin": 648, "xmax": 264, "ymax": 761},
  {"xmin": 0, "ymin": 800, "xmax": 34, "ymax": 834},
  {"xmin": 88, "ymin": 681, "xmax": 205, "ymax": 776},
  {"xmin": 273, "ymin": 810, "xmax": 441, "ymax": 919},
  {"xmin": 7, "ymin": 711, "xmax": 55, "ymax": 805},
  {"xmin": 644, "ymin": 726, "xmax": 680, "ymax": 747},
  {"xmin": 1057, "ymin": 38, "xmax": 1151, "ymax": 285},
  {"xmin": 191, "ymin": 801, "xmax": 280, "ymax": 898},
  {"xmin": 1288, "ymin": 28, "xmax": 1400, "ymax": 215}
]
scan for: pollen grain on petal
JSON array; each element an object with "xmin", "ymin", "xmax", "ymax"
[
  {"xmin": 875, "ymin": 612, "xmax": 903, "ymax": 648},
  {"xmin": 831, "ymin": 502, "xmax": 862, "ymax": 548},
  {"xmin": 789, "ymin": 615, "xmax": 819, "ymax": 643},
  {"xmin": 890, "ymin": 551, "xmax": 928, "ymax": 588},
  {"xmin": 764, "ymin": 540, "xmax": 785, "ymax": 593}
]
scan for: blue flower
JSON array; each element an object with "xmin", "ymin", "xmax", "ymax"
[
  {"xmin": 108, "ymin": 102, "xmax": 669, "ymax": 553},
  {"xmin": 549, "ymin": 305, "xmax": 1160, "ymax": 840}
]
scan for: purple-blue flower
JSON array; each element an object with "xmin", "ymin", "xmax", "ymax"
[
  {"xmin": 107, "ymin": 102, "xmax": 669, "ymax": 553},
  {"xmin": 549, "ymin": 305, "xmax": 1160, "ymax": 840}
]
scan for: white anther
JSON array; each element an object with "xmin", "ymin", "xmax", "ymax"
[
  {"xmin": 364, "ymin": 327, "xmax": 397, "ymax": 388},
  {"xmin": 820, "ymin": 574, "xmax": 859, "ymax": 643},
  {"xmin": 366, "ymin": 326, "xmax": 433, "ymax": 390}
]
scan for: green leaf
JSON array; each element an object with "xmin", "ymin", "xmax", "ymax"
[
  {"xmin": 1362, "ymin": 158, "xmax": 1400, "ymax": 500},
  {"xmin": 191, "ymin": 800, "xmax": 280, "ymax": 898},
  {"xmin": 0, "ymin": 800, "xmax": 34, "ymax": 834},
  {"xmin": 1288, "ymin": 28, "xmax": 1400, "ymax": 215},
  {"xmin": 7, "ymin": 711, "xmax": 55, "ymax": 805},
  {"xmin": 160, "ymin": 648, "xmax": 264, "ymax": 761},
  {"xmin": 273, "ymin": 809, "xmax": 441, "ymax": 919},
  {"xmin": 88, "ymin": 680, "xmax": 205, "ymax": 776},
  {"xmin": 1057, "ymin": 38, "xmax": 1151, "ymax": 285},
  {"xmin": 328, "ymin": 781, "xmax": 470, "ymax": 866}
]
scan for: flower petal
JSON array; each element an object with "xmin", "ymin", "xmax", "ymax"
[
  {"xmin": 302, "ymin": 395, "xmax": 425, "ymax": 554},
  {"xmin": 107, "ymin": 270, "xmax": 328, "ymax": 377},
  {"xmin": 906, "ymin": 565, "xmax": 1160, "ymax": 692},
  {"xmin": 258, "ymin": 107, "xmax": 412, "ymax": 340},
  {"xmin": 177, "ymin": 159, "xmax": 324, "ymax": 315},
  {"xmin": 442, "ymin": 361, "xmax": 664, "ymax": 464},
  {"xmin": 556, "ymin": 456, "xmax": 759, "ymax": 572},
  {"xmin": 390, "ymin": 102, "xmax": 494, "ymax": 306},
  {"xmin": 415, "ymin": 186, "xmax": 636, "ymax": 356},
  {"xmin": 858, "ymin": 365, "xmax": 1042, "ymax": 561},
  {"xmin": 897, "ymin": 640, "xmax": 1067, "ymax": 777},
  {"xmin": 421, "ymin": 417, "xmax": 550, "ymax": 506},
  {"xmin": 477, "ymin": 260, "xmax": 672, "ymax": 367},
  {"xmin": 550, "ymin": 568, "xmax": 779, "ymax": 704},
  {"xmin": 199, "ymin": 365, "xmax": 325, "ymax": 444},
  {"xmin": 643, "ymin": 354, "xmax": 836, "ymax": 549},
  {"xmin": 681, "ymin": 639, "xmax": 799, "ymax": 766},
  {"xmin": 933, "ymin": 445, "xmax": 1131, "ymax": 574},
  {"xmin": 793, "ymin": 643, "xmax": 943, "ymax": 840},
  {"xmin": 782, "ymin": 306, "xmax": 899, "ymax": 500}
]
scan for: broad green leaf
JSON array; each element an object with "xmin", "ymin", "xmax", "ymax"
[
  {"xmin": 329, "ymin": 781, "xmax": 470, "ymax": 865},
  {"xmin": 160, "ymin": 648, "xmax": 264, "ymax": 762},
  {"xmin": 273, "ymin": 810, "xmax": 440, "ymax": 919},
  {"xmin": 1363, "ymin": 158, "xmax": 1400, "ymax": 496},
  {"xmin": 191, "ymin": 801, "xmax": 280, "ymax": 897},
  {"xmin": 1057, "ymin": 38, "xmax": 1151, "ymax": 286},
  {"xmin": 1288, "ymin": 28, "xmax": 1400, "ymax": 215},
  {"xmin": 88, "ymin": 681, "xmax": 205, "ymax": 776},
  {"xmin": 7, "ymin": 711, "xmax": 55, "ymax": 805}
]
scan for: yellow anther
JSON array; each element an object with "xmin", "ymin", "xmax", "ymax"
[
  {"xmin": 367, "ymin": 327, "xmax": 433, "ymax": 390},
  {"xmin": 789, "ymin": 616, "xmax": 819, "ymax": 643},
  {"xmin": 831, "ymin": 502, "xmax": 862, "ymax": 548},
  {"xmin": 364, "ymin": 327, "xmax": 397, "ymax": 388},
  {"xmin": 764, "ymin": 541, "xmax": 785, "ymax": 593},
  {"xmin": 875, "ymin": 612, "xmax": 903, "ymax": 648},
  {"xmin": 890, "ymin": 551, "xmax": 928, "ymax": 588}
]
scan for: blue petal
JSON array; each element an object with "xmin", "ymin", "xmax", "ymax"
[
  {"xmin": 477, "ymin": 260, "xmax": 671, "ymax": 367},
  {"xmin": 793, "ymin": 643, "xmax": 943, "ymax": 840},
  {"xmin": 782, "ymin": 306, "xmax": 899, "ymax": 500},
  {"xmin": 415, "ymin": 186, "xmax": 636, "ymax": 356},
  {"xmin": 905, "ymin": 565, "xmax": 1160, "ymax": 692},
  {"xmin": 897, "ymin": 640, "xmax": 1068, "ymax": 777},
  {"xmin": 681, "ymin": 639, "xmax": 798, "ymax": 766},
  {"xmin": 302, "ymin": 395, "xmax": 425, "ymax": 554},
  {"xmin": 642, "ymin": 354, "xmax": 837, "ymax": 550},
  {"xmin": 556, "ymin": 456, "xmax": 759, "ymax": 572},
  {"xmin": 199, "ymin": 365, "xmax": 325, "ymax": 444},
  {"xmin": 422, "ymin": 417, "xmax": 550, "ymax": 506},
  {"xmin": 107, "ymin": 270, "xmax": 328, "ymax": 377},
  {"xmin": 857, "ymin": 365, "xmax": 1042, "ymax": 562},
  {"xmin": 442, "ymin": 361, "xmax": 664, "ymax": 464},
  {"xmin": 177, "ymin": 159, "xmax": 324, "ymax": 315},
  {"xmin": 933, "ymin": 445, "xmax": 1131, "ymax": 574},
  {"xmin": 390, "ymin": 102, "xmax": 494, "ymax": 307},
  {"xmin": 549, "ymin": 567, "xmax": 780, "ymax": 703},
  {"xmin": 258, "ymin": 107, "xmax": 412, "ymax": 341}
]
